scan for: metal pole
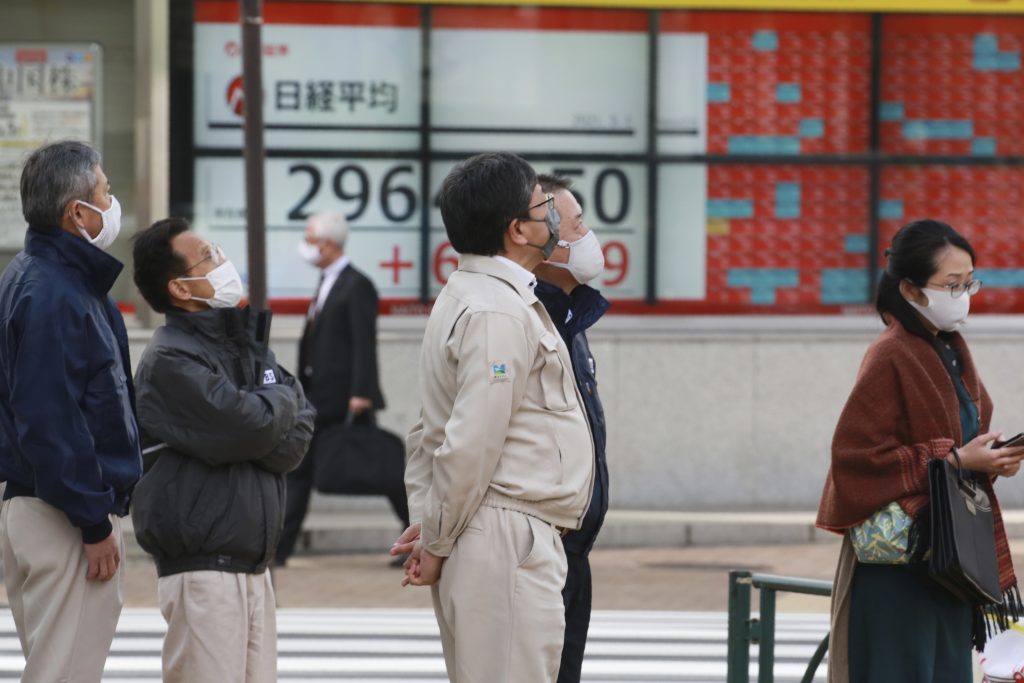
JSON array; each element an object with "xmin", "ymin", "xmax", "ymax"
[
  {"xmin": 133, "ymin": 0, "xmax": 170, "ymax": 328},
  {"xmin": 644, "ymin": 11, "xmax": 659, "ymax": 305},
  {"xmin": 240, "ymin": 0, "xmax": 267, "ymax": 309},
  {"xmin": 757, "ymin": 586, "xmax": 777, "ymax": 683},
  {"xmin": 801, "ymin": 634, "xmax": 830, "ymax": 683},
  {"xmin": 726, "ymin": 570, "xmax": 752, "ymax": 683},
  {"xmin": 866, "ymin": 13, "xmax": 883, "ymax": 305},
  {"xmin": 418, "ymin": 6, "xmax": 431, "ymax": 305}
]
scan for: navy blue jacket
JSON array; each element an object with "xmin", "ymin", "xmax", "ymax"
[
  {"xmin": 0, "ymin": 228, "xmax": 142, "ymax": 542},
  {"xmin": 535, "ymin": 281, "xmax": 609, "ymax": 556}
]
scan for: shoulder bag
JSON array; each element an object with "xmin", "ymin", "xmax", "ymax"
[
  {"xmin": 312, "ymin": 412, "xmax": 407, "ymax": 497},
  {"xmin": 928, "ymin": 448, "xmax": 1002, "ymax": 605}
]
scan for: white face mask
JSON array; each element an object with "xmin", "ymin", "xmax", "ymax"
[
  {"xmin": 907, "ymin": 286, "xmax": 970, "ymax": 332},
  {"xmin": 75, "ymin": 196, "xmax": 122, "ymax": 251},
  {"xmin": 297, "ymin": 241, "xmax": 322, "ymax": 266},
  {"xmin": 177, "ymin": 260, "xmax": 244, "ymax": 309},
  {"xmin": 550, "ymin": 231, "xmax": 605, "ymax": 284}
]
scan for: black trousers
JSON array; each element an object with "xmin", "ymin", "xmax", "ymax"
[
  {"xmin": 557, "ymin": 551, "xmax": 593, "ymax": 683},
  {"xmin": 276, "ymin": 430, "xmax": 411, "ymax": 564}
]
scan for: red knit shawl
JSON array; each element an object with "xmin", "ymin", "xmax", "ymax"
[{"xmin": 817, "ymin": 321, "xmax": 1017, "ymax": 592}]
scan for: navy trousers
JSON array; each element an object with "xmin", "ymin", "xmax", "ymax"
[{"xmin": 557, "ymin": 551, "xmax": 593, "ymax": 683}]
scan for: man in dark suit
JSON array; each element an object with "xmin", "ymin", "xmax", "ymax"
[{"xmin": 277, "ymin": 211, "xmax": 407, "ymax": 566}]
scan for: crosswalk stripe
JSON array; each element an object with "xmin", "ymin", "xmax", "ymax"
[{"xmin": 0, "ymin": 608, "xmax": 829, "ymax": 681}]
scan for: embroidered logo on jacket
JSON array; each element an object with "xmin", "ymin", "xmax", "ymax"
[{"xmin": 489, "ymin": 362, "xmax": 509, "ymax": 382}]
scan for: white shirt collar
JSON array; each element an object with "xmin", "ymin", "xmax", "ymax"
[
  {"xmin": 492, "ymin": 255, "xmax": 537, "ymax": 290},
  {"xmin": 322, "ymin": 254, "xmax": 350, "ymax": 280},
  {"xmin": 310, "ymin": 254, "xmax": 350, "ymax": 316}
]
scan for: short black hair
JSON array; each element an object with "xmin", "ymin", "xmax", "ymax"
[
  {"xmin": 439, "ymin": 152, "xmax": 537, "ymax": 256},
  {"xmin": 133, "ymin": 218, "xmax": 192, "ymax": 313},
  {"xmin": 537, "ymin": 173, "xmax": 573, "ymax": 194}
]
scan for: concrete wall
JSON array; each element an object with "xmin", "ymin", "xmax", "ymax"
[{"xmin": 126, "ymin": 314, "xmax": 1024, "ymax": 517}]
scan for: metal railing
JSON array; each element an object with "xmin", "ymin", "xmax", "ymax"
[{"xmin": 726, "ymin": 570, "xmax": 833, "ymax": 683}]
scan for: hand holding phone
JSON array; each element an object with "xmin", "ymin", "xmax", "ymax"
[{"xmin": 992, "ymin": 432, "xmax": 1024, "ymax": 449}]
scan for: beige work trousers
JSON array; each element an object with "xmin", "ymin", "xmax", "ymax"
[
  {"xmin": 431, "ymin": 504, "xmax": 568, "ymax": 683},
  {"xmin": 0, "ymin": 496, "xmax": 125, "ymax": 683},
  {"xmin": 158, "ymin": 569, "xmax": 276, "ymax": 683}
]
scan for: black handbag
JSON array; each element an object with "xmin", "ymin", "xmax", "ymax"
[
  {"xmin": 312, "ymin": 413, "xmax": 406, "ymax": 496},
  {"xmin": 928, "ymin": 450, "xmax": 1002, "ymax": 605}
]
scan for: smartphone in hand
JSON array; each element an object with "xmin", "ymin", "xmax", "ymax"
[{"xmin": 993, "ymin": 432, "xmax": 1024, "ymax": 449}]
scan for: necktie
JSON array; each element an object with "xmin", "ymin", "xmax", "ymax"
[{"xmin": 308, "ymin": 273, "xmax": 325, "ymax": 322}]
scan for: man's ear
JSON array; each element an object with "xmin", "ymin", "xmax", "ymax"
[
  {"xmin": 167, "ymin": 277, "xmax": 192, "ymax": 304},
  {"xmin": 65, "ymin": 199, "xmax": 86, "ymax": 228},
  {"xmin": 506, "ymin": 218, "xmax": 530, "ymax": 248}
]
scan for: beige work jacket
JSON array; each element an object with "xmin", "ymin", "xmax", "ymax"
[{"xmin": 405, "ymin": 254, "xmax": 595, "ymax": 558}]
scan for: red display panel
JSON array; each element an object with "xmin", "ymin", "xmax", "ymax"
[
  {"xmin": 704, "ymin": 164, "xmax": 870, "ymax": 312},
  {"xmin": 882, "ymin": 15, "xmax": 1024, "ymax": 156},
  {"xmin": 878, "ymin": 165, "xmax": 1024, "ymax": 313},
  {"xmin": 662, "ymin": 12, "xmax": 872, "ymax": 155}
]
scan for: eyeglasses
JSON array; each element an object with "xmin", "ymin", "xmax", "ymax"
[
  {"xmin": 929, "ymin": 280, "xmax": 982, "ymax": 298},
  {"xmin": 182, "ymin": 244, "xmax": 225, "ymax": 273},
  {"xmin": 518, "ymin": 193, "xmax": 554, "ymax": 222}
]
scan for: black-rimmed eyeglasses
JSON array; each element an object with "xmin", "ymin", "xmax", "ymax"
[{"xmin": 518, "ymin": 193, "xmax": 554, "ymax": 222}]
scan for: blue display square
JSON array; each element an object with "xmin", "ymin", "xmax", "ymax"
[{"xmin": 752, "ymin": 31, "xmax": 779, "ymax": 52}]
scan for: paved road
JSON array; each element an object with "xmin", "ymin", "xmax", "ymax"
[{"xmin": 0, "ymin": 608, "xmax": 831, "ymax": 682}]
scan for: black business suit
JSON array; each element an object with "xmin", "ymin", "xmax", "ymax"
[{"xmin": 277, "ymin": 262, "xmax": 406, "ymax": 563}]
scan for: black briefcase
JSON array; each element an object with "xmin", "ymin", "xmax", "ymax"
[
  {"xmin": 312, "ymin": 413, "xmax": 406, "ymax": 496},
  {"xmin": 928, "ymin": 453, "xmax": 1002, "ymax": 605}
]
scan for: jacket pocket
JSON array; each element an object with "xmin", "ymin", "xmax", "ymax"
[
  {"xmin": 538, "ymin": 332, "xmax": 577, "ymax": 412},
  {"xmin": 83, "ymin": 364, "xmax": 134, "ymax": 451}
]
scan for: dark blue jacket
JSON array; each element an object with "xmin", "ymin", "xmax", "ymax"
[
  {"xmin": 0, "ymin": 227, "xmax": 142, "ymax": 543},
  {"xmin": 536, "ymin": 281, "xmax": 609, "ymax": 556}
]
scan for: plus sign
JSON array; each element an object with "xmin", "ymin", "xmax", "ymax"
[{"xmin": 379, "ymin": 245, "xmax": 414, "ymax": 284}]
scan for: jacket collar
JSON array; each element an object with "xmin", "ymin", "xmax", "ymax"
[
  {"xmin": 25, "ymin": 226, "xmax": 123, "ymax": 296},
  {"xmin": 165, "ymin": 306, "xmax": 269, "ymax": 343},
  {"xmin": 534, "ymin": 280, "xmax": 610, "ymax": 336},
  {"xmin": 458, "ymin": 254, "xmax": 538, "ymax": 304}
]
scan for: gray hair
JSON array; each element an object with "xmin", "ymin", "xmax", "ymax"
[
  {"xmin": 20, "ymin": 140, "xmax": 101, "ymax": 229},
  {"xmin": 308, "ymin": 211, "xmax": 349, "ymax": 247}
]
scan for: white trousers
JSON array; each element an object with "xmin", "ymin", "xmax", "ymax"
[
  {"xmin": 0, "ymin": 496, "xmax": 125, "ymax": 683},
  {"xmin": 158, "ymin": 569, "xmax": 277, "ymax": 683},
  {"xmin": 431, "ymin": 504, "xmax": 568, "ymax": 683}
]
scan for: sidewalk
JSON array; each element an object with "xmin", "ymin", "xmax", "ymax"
[
  {"xmin": 114, "ymin": 534, "xmax": 1024, "ymax": 614},
  {"xmin": 115, "ymin": 539, "xmax": 847, "ymax": 612}
]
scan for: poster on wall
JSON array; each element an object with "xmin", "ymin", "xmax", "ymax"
[{"xmin": 0, "ymin": 44, "xmax": 102, "ymax": 249}]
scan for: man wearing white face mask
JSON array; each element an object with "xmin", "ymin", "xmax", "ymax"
[
  {"xmin": 0, "ymin": 140, "xmax": 142, "ymax": 681},
  {"xmin": 533, "ymin": 174, "xmax": 610, "ymax": 683},
  {"xmin": 130, "ymin": 218, "xmax": 315, "ymax": 682}
]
